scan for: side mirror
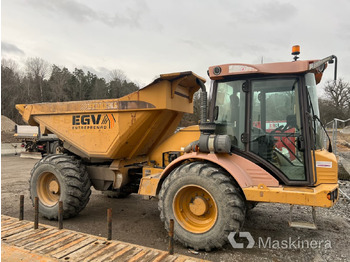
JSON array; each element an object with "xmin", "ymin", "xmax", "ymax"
[
  {"xmin": 214, "ymin": 106, "xmax": 219, "ymax": 120},
  {"xmin": 297, "ymin": 135, "xmax": 305, "ymax": 152}
]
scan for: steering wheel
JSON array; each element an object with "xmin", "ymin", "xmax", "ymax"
[{"xmin": 270, "ymin": 125, "xmax": 285, "ymax": 134}]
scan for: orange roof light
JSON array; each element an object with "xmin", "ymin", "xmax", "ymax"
[
  {"xmin": 292, "ymin": 45, "xmax": 300, "ymax": 61},
  {"xmin": 292, "ymin": 45, "xmax": 300, "ymax": 55}
]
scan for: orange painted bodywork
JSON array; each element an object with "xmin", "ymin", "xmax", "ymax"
[
  {"xmin": 139, "ymin": 151, "xmax": 280, "ymax": 197},
  {"xmin": 208, "ymin": 59, "xmax": 326, "ymax": 84},
  {"xmin": 16, "ymin": 72, "xmax": 204, "ymax": 160},
  {"xmin": 160, "ymin": 152, "xmax": 280, "ymax": 188},
  {"xmin": 313, "ymin": 149, "xmax": 338, "ymax": 185},
  {"xmin": 148, "ymin": 125, "xmax": 200, "ymax": 166},
  {"xmin": 144, "ymin": 151, "xmax": 338, "ymax": 208},
  {"xmin": 243, "ymin": 183, "xmax": 338, "ymax": 208}
]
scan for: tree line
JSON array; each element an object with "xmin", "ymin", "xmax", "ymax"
[
  {"xmin": 1, "ymin": 58, "xmax": 139, "ymax": 124},
  {"xmin": 1, "ymin": 57, "xmax": 349, "ymax": 127},
  {"xmin": 319, "ymin": 79, "xmax": 350, "ymax": 125}
]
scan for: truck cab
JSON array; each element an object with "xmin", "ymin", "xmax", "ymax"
[{"xmin": 208, "ymin": 59, "xmax": 338, "ymax": 188}]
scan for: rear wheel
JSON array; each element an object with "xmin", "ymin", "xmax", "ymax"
[
  {"xmin": 158, "ymin": 162, "xmax": 246, "ymax": 251},
  {"xmin": 29, "ymin": 154, "xmax": 91, "ymax": 219}
]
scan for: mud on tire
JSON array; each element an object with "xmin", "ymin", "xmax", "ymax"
[
  {"xmin": 29, "ymin": 154, "xmax": 91, "ymax": 219},
  {"xmin": 158, "ymin": 161, "xmax": 246, "ymax": 251}
]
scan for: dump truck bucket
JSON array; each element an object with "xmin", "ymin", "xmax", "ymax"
[{"xmin": 16, "ymin": 72, "xmax": 205, "ymax": 161}]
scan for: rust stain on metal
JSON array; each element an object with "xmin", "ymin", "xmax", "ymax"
[{"xmin": 107, "ymin": 208, "xmax": 112, "ymax": 241}]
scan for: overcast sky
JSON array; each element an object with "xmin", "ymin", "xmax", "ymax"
[{"xmin": 2, "ymin": 0, "xmax": 350, "ymax": 95}]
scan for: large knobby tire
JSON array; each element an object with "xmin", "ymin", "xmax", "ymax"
[
  {"xmin": 158, "ymin": 162, "xmax": 246, "ymax": 251},
  {"xmin": 29, "ymin": 154, "xmax": 91, "ymax": 219}
]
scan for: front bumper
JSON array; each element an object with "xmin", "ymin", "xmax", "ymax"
[{"xmin": 243, "ymin": 183, "xmax": 339, "ymax": 208}]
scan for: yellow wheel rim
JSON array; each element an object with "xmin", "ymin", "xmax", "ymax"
[
  {"xmin": 173, "ymin": 185, "xmax": 218, "ymax": 233},
  {"xmin": 37, "ymin": 172, "xmax": 60, "ymax": 206}
]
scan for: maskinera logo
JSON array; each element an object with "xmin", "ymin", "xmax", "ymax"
[
  {"xmin": 228, "ymin": 232, "xmax": 332, "ymax": 249},
  {"xmin": 228, "ymin": 232, "xmax": 255, "ymax": 249}
]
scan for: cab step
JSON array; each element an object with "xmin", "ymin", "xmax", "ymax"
[{"xmin": 288, "ymin": 205, "xmax": 317, "ymax": 230}]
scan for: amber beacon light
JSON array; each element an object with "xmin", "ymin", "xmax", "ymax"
[{"xmin": 292, "ymin": 45, "xmax": 300, "ymax": 61}]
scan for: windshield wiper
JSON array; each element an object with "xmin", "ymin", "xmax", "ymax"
[
  {"xmin": 306, "ymin": 89, "xmax": 333, "ymax": 152},
  {"xmin": 313, "ymin": 115, "xmax": 333, "ymax": 153}
]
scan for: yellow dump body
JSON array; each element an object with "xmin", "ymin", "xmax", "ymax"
[{"xmin": 16, "ymin": 72, "xmax": 204, "ymax": 161}]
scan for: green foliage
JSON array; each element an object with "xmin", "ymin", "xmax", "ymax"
[
  {"xmin": 1, "ymin": 63, "xmax": 23, "ymax": 123},
  {"xmin": 1, "ymin": 58, "xmax": 140, "ymax": 124}
]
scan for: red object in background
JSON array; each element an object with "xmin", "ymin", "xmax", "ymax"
[
  {"xmin": 274, "ymin": 128, "xmax": 296, "ymax": 160},
  {"xmin": 253, "ymin": 121, "xmax": 296, "ymax": 160}
]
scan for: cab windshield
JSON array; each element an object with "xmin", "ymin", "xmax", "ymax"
[
  {"xmin": 214, "ymin": 77, "xmax": 307, "ymax": 181},
  {"xmin": 305, "ymin": 73, "xmax": 324, "ymax": 150}
]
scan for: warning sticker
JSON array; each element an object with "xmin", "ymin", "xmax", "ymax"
[{"xmin": 316, "ymin": 161, "xmax": 333, "ymax": 168}]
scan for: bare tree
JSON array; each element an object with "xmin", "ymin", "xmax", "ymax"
[
  {"xmin": 324, "ymin": 79, "xmax": 350, "ymax": 111},
  {"xmin": 1, "ymin": 58, "xmax": 19, "ymax": 73},
  {"xmin": 25, "ymin": 57, "xmax": 50, "ymax": 102},
  {"xmin": 320, "ymin": 79, "xmax": 350, "ymax": 122},
  {"xmin": 108, "ymin": 69, "xmax": 127, "ymax": 83},
  {"xmin": 108, "ymin": 69, "xmax": 126, "ymax": 98}
]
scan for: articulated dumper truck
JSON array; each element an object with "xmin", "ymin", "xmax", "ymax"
[{"xmin": 16, "ymin": 47, "xmax": 339, "ymax": 250}]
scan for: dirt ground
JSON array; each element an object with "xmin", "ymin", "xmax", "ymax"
[
  {"xmin": 1, "ymin": 115, "xmax": 16, "ymax": 133},
  {"xmin": 1, "ymin": 155, "xmax": 349, "ymax": 262},
  {"xmin": 1, "ymin": 132, "xmax": 19, "ymax": 143}
]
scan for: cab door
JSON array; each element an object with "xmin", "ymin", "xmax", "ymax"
[{"xmin": 248, "ymin": 77, "xmax": 308, "ymax": 183}]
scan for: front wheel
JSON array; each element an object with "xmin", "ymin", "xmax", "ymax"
[
  {"xmin": 158, "ymin": 162, "xmax": 246, "ymax": 251},
  {"xmin": 30, "ymin": 154, "xmax": 91, "ymax": 219}
]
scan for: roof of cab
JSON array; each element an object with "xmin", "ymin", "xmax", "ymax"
[{"xmin": 208, "ymin": 60, "xmax": 318, "ymax": 80}]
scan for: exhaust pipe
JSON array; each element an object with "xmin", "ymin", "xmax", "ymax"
[
  {"xmin": 190, "ymin": 78, "xmax": 231, "ymax": 154},
  {"xmin": 196, "ymin": 78, "xmax": 207, "ymax": 125}
]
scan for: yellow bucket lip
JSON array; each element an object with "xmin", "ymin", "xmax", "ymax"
[{"xmin": 15, "ymin": 104, "xmax": 26, "ymax": 116}]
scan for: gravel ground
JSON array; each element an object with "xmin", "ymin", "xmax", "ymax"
[{"xmin": 1, "ymin": 155, "xmax": 349, "ymax": 262}]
